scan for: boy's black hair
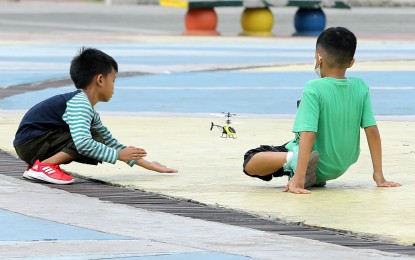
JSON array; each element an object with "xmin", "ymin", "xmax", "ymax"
[
  {"xmin": 316, "ymin": 27, "xmax": 357, "ymax": 67},
  {"xmin": 70, "ymin": 47, "xmax": 118, "ymax": 89}
]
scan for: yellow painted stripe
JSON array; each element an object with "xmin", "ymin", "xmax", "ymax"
[
  {"xmin": 160, "ymin": 0, "xmax": 189, "ymax": 8},
  {"xmin": 240, "ymin": 61, "xmax": 415, "ymax": 72}
]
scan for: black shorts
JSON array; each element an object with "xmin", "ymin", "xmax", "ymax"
[
  {"xmin": 243, "ymin": 144, "xmax": 290, "ymax": 181},
  {"xmin": 15, "ymin": 128, "xmax": 105, "ymax": 166}
]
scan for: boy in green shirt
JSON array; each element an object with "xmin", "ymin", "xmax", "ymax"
[{"xmin": 243, "ymin": 27, "xmax": 401, "ymax": 194}]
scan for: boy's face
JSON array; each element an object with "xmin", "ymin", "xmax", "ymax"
[{"xmin": 99, "ymin": 68, "xmax": 116, "ymax": 102}]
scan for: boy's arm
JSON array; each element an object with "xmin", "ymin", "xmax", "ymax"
[
  {"xmin": 118, "ymin": 146, "xmax": 147, "ymax": 161},
  {"xmin": 283, "ymin": 131, "xmax": 316, "ymax": 194},
  {"xmin": 91, "ymin": 114, "xmax": 147, "ymax": 166},
  {"xmin": 364, "ymin": 125, "xmax": 401, "ymax": 187},
  {"xmin": 135, "ymin": 158, "xmax": 178, "ymax": 173}
]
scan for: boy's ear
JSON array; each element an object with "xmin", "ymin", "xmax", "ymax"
[
  {"xmin": 315, "ymin": 52, "xmax": 322, "ymax": 66},
  {"xmin": 348, "ymin": 58, "xmax": 355, "ymax": 68},
  {"xmin": 96, "ymin": 74, "xmax": 103, "ymax": 86}
]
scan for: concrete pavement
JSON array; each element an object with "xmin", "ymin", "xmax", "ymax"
[
  {"xmin": 2, "ymin": 172, "xmax": 413, "ymax": 259},
  {"xmin": 2, "ymin": 2, "xmax": 415, "ymax": 37},
  {"xmin": 2, "ymin": 111, "xmax": 415, "ymax": 249}
]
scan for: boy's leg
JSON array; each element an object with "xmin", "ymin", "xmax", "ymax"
[
  {"xmin": 16, "ymin": 128, "xmax": 82, "ymax": 184},
  {"xmin": 16, "ymin": 128, "xmax": 104, "ymax": 166},
  {"xmin": 15, "ymin": 128, "xmax": 75, "ymax": 166},
  {"xmin": 42, "ymin": 151, "xmax": 74, "ymax": 165},
  {"xmin": 25, "ymin": 129, "xmax": 105, "ymax": 184},
  {"xmin": 22, "ymin": 129, "xmax": 75, "ymax": 184},
  {"xmin": 64, "ymin": 128, "xmax": 104, "ymax": 165},
  {"xmin": 282, "ymin": 146, "xmax": 319, "ymax": 188},
  {"xmin": 243, "ymin": 145, "xmax": 290, "ymax": 181},
  {"xmin": 244, "ymin": 152, "xmax": 287, "ymax": 176},
  {"xmin": 16, "ymin": 128, "xmax": 106, "ymax": 184},
  {"xmin": 243, "ymin": 144, "xmax": 320, "ymax": 188}
]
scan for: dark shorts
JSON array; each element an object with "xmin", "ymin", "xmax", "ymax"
[
  {"xmin": 15, "ymin": 128, "xmax": 105, "ymax": 166},
  {"xmin": 243, "ymin": 144, "xmax": 289, "ymax": 182}
]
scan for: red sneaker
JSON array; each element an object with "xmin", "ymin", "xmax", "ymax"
[{"xmin": 27, "ymin": 160, "xmax": 74, "ymax": 185}]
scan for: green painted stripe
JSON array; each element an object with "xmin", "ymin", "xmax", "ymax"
[
  {"xmin": 286, "ymin": 0, "xmax": 349, "ymax": 8},
  {"xmin": 188, "ymin": 1, "xmax": 243, "ymax": 8},
  {"xmin": 334, "ymin": 1, "xmax": 351, "ymax": 9},
  {"xmin": 182, "ymin": 0, "xmax": 349, "ymax": 9},
  {"xmin": 287, "ymin": 0, "xmax": 321, "ymax": 8}
]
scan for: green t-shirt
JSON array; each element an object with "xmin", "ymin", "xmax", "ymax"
[{"xmin": 292, "ymin": 77, "xmax": 377, "ymax": 183}]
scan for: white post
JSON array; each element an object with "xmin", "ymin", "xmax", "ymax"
[{"xmin": 105, "ymin": 0, "xmax": 112, "ymax": 5}]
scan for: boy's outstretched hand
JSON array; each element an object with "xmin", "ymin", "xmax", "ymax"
[
  {"xmin": 118, "ymin": 146, "xmax": 147, "ymax": 161},
  {"xmin": 148, "ymin": 161, "xmax": 178, "ymax": 173}
]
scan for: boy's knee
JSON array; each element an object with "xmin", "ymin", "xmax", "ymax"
[
  {"xmin": 243, "ymin": 162, "xmax": 254, "ymax": 176},
  {"xmin": 91, "ymin": 129, "xmax": 104, "ymax": 143}
]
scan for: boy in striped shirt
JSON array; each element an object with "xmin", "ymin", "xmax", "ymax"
[{"xmin": 13, "ymin": 47, "xmax": 178, "ymax": 184}]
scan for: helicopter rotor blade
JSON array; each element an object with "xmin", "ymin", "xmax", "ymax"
[
  {"xmin": 221, "ymin": 112, "xmax": 236, "ymax": 117},
  {"xmin": 210, "ymin": 113, "xmax": 241, "ymax": 118},
  {"xmin": 210, "ymin": 113, "xmax": 227, "ymax": 117}
]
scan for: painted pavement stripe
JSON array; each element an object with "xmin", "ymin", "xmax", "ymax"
[
  {"xmin": 0, "ymin": 85, "xmax": 413, "ymax": 115},
  {"xmin": 0, "ymin": 41, "xmax": 414, "ymax": 88},
  {"xmin": 0, "ymin": 71, "xmax": 414, "ymax": 115},
  {"xmin": 114, "ymin": 86, "xmax": 415, "ymax": 90},
  {"xmin": 107, "ymin": 252, "xmax": 252, "ymax": 260},
  {"xmin": 0, "ymin": 209, "xmax": 130, "ymax": 241},
  {"xmin": 0, "ymin": 19, "xmax": 170, "ymax": 35}
]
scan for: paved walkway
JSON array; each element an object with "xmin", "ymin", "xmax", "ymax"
[
  {"xmin": 3, "ymin": 171, "xmax": 413, "ymax": 260},
  {"xmin": 0, "ymin": 1, "xmax": 415, "ymax": 259}
]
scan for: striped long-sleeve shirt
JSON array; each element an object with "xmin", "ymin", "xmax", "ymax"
[{"xmin": 14, "ymin": 90, "xmax": 135, "ymax": 166}]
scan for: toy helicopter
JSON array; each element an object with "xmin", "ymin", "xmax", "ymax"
[{"xmin": 210, "ymin": 112, "xmax": 237, "ymax": 139}]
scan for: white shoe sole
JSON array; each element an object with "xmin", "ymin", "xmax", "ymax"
[
  {"xmin": 26, "ymin": 169, "xmax": 74, "ymax": 185},
  {"xmin": 23, "ymin": 170, "xmax": 35, "ymax": 180}
]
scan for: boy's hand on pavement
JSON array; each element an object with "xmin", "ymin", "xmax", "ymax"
[
  {"xmin": 118, "ymin": 146, "xmax": 147, "ymax": 161},
  {"xmin": 149, "ymin": 161, "xmax": 178, "ymax": 173},
  {"xmin": 283, "ymin": 178, "xmax": 311, "ymax": 194},
  {"xmin": 373, "ymin": 173, "xmax": 401, "ymax": 187}
]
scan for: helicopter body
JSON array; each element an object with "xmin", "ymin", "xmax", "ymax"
[{"xmin": 210, "ymin": 112, "xmax": 237, "ymax": 139}]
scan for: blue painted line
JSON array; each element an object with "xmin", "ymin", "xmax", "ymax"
[
  {"xmin": 348, "ymin": 71, "xmax": 415, "ymax": 87},
  {"xmin": 1, "ymin": 42, "xmax": 415, "ymax": 89},
  {"xmin": 111, "ymin": 252, "xmax": 252, "ymax": 260},
  {"xmin": 114, "ymin": 56, "xmax": 308, "ymax": 66},
  {"xmin": 0, "ymin": 73, "xmax": 68, "ymax": 88},
  {"xmin": 0, "ymin": 39, "xmax": 414, "ymax": 115},
  {"xmin": 0, "ymin": 56, "xmax": 71, "ymax": 63},
  {"xmin": 0, "ymin": 43, "xmax": 412, "ymax": 63},
  {"xmin": 1, "ymin": 50, "xmax": 414, "ymax": 66},
  {"xmin": 117, "ymin": 71, "xmax": 415, "ymax": 88},
  {"xmin": 105, "ymin": 71, "xmax": 415, "ymax": 116},
  {"xmin": 117, "ymin": 72, "xmax": 314, "ymax": 87},
  {"xmin": 0, "ymin": 71, "xmax": 414, "ymax": 115},
  {"xmin": 0, "ymin": 209, "xmax": 130, "ymax": 241}
]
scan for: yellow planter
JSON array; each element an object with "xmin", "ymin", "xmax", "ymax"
[{"xmin": 240, "ymin": 7, "xmax": 274, "ymax": 37}]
